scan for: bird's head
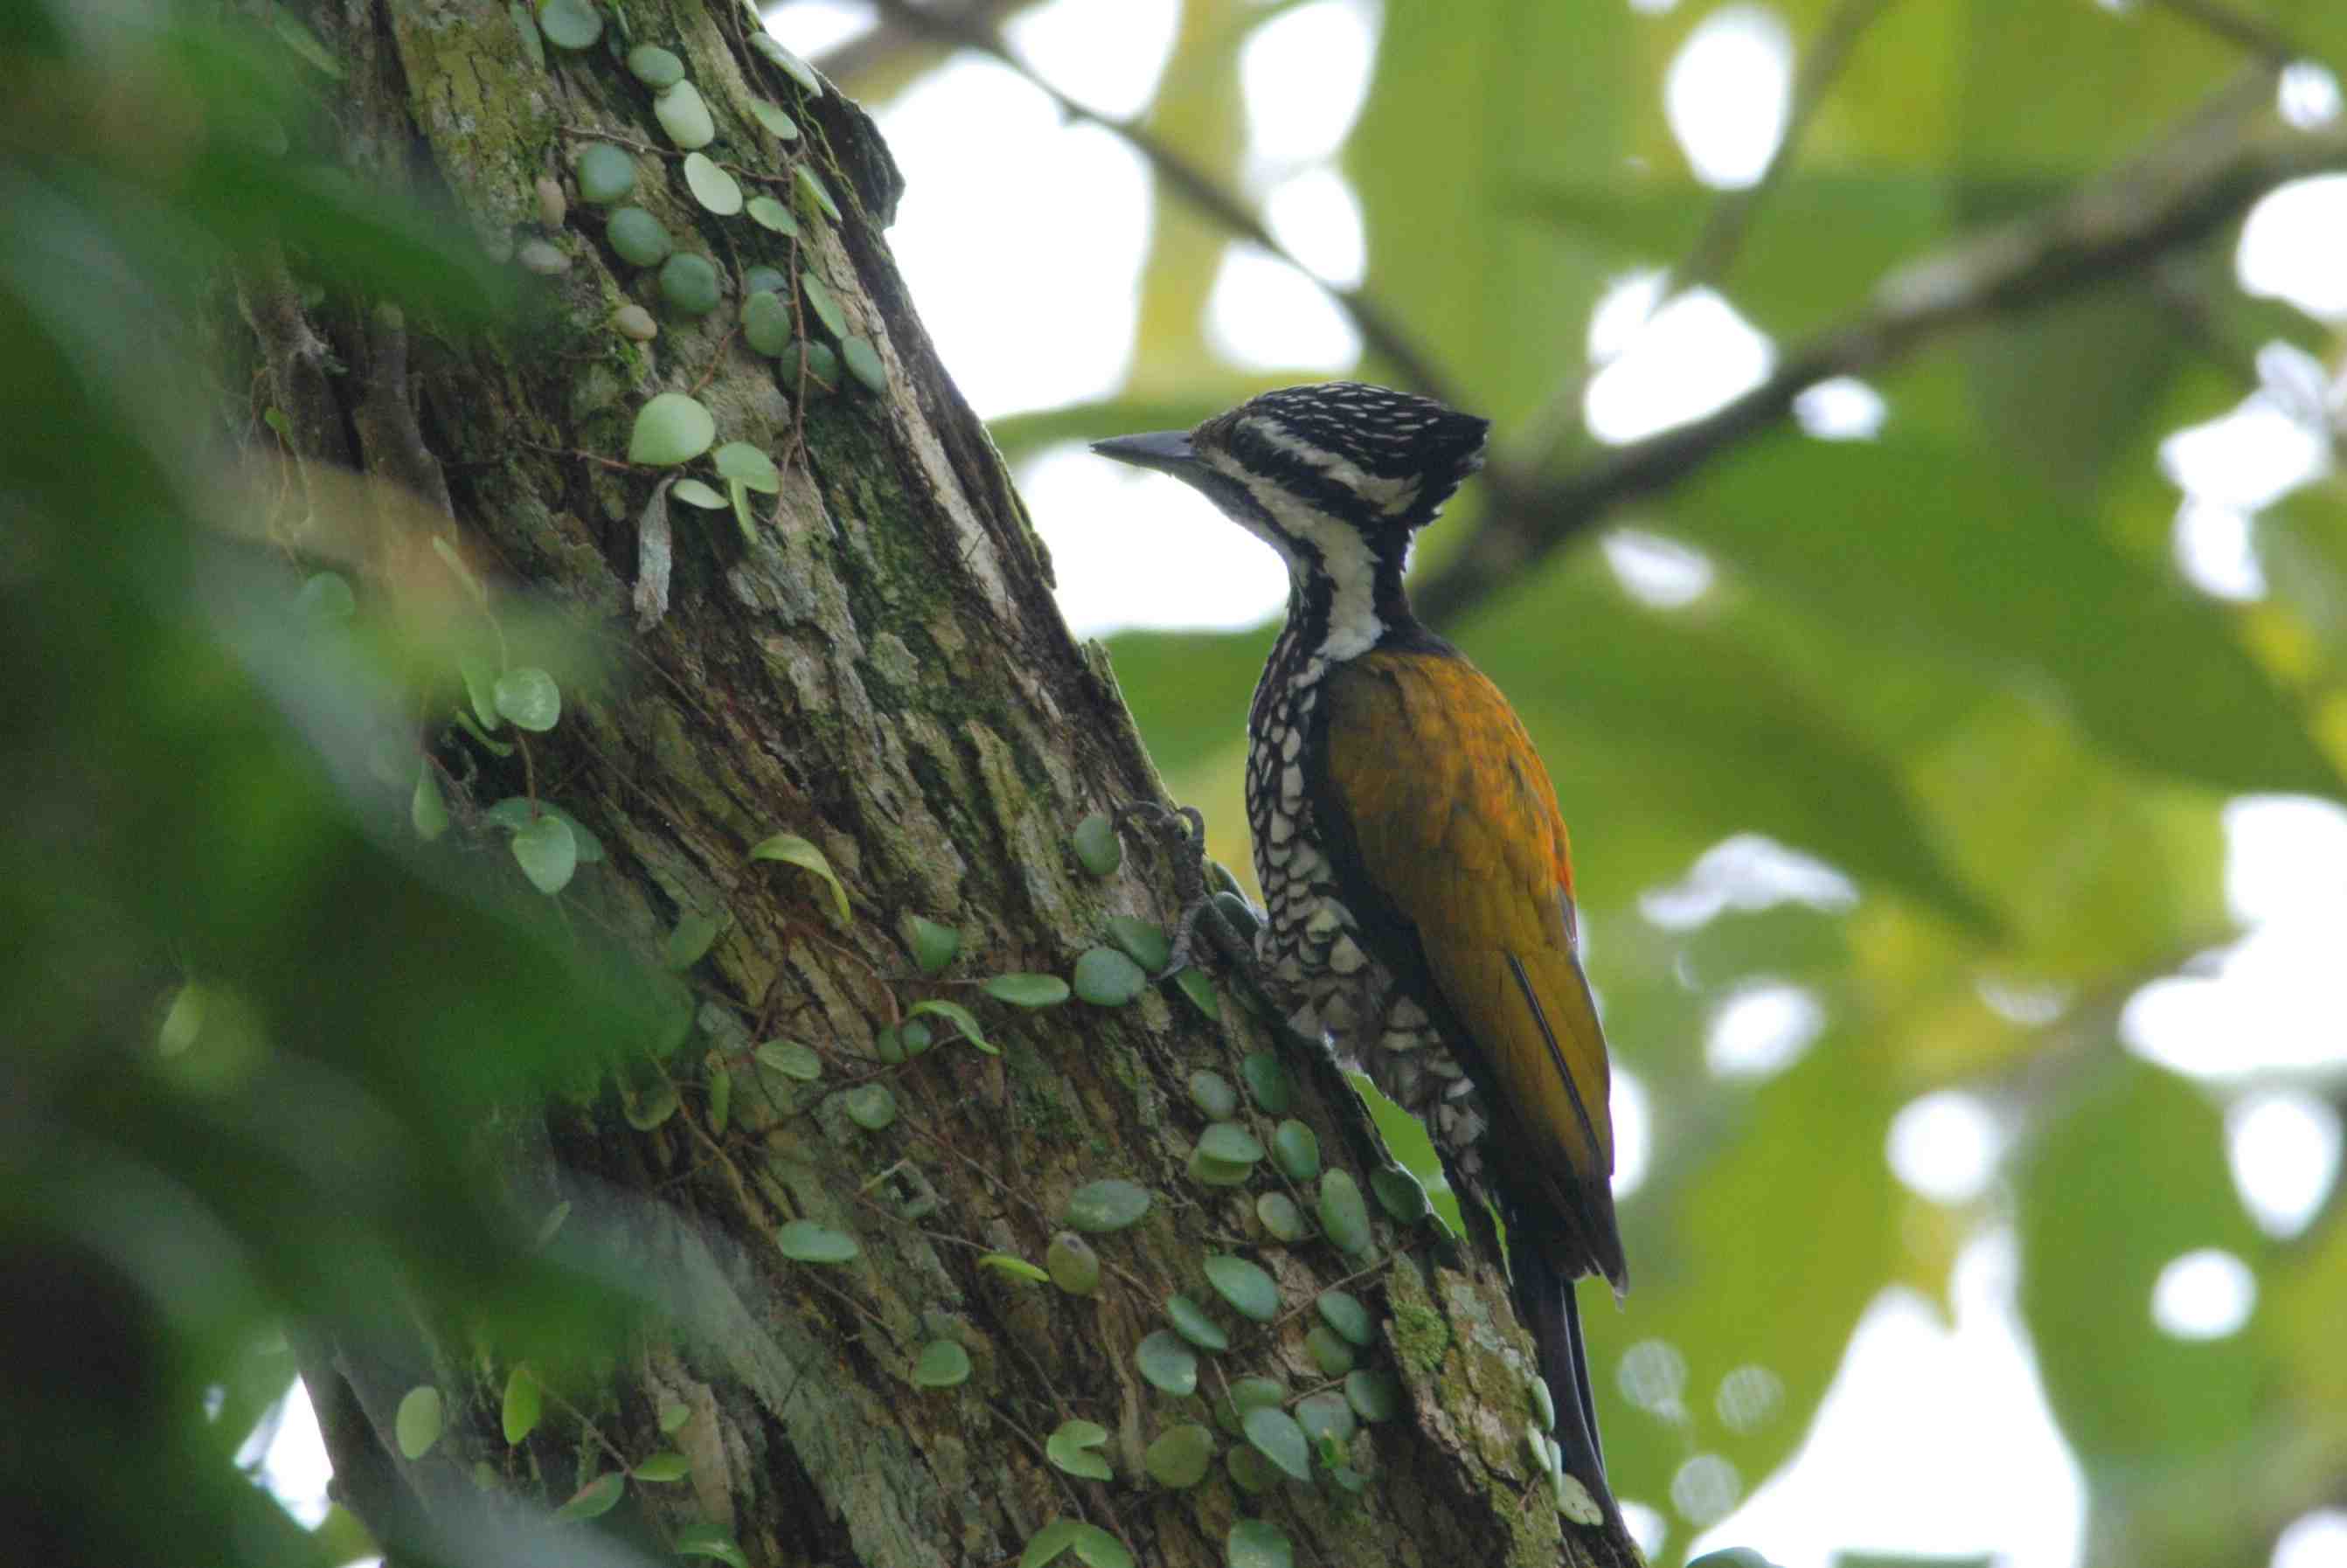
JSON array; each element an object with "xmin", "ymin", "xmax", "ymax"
[{"xmin": 1091, "ymin": 382, "xmax": 1490, "ymax": 582}]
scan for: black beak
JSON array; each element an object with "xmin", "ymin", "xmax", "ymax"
[{"xmin": 1089, "ymin": 429, "xmax": 1201, "ymax": 479}]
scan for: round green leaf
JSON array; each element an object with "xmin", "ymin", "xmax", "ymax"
[
  {"xmin": 872, "ymin": 1024, "xmax": 905, "ymax": 1065},
  {"xmin": 1240, "ymin": 1405, "xmax": 1310, "ymax": 1482},
  {"xmin": 657, "ymin": 253, "xmax": 721, "ymax": 316},
  {"xmin": 713, "ymin": 441, "xmax": 780, "ymax": 495},
  {"xmin": 1202, "ymin": 1253, "xmax": 1279, "ymax": 1322},
  {"xmin": 986, "ymin": 973, "xmax": 1070, "ymax": 1009},
  {"xmin": 493, "ymin": 666, "xmax": 561, "ymax": 732},
  {"xmin": 1316, "ymin": 1170, "xmax": 1372, "ymax": 1255},
  {"xmin": 1064, "ymin": 1177, "xmax": 1150, "ymax": 1232},
  {"xmin": 555, "ymin": 1471, "xmax": 624, "ymax": 1520},
  {"xmin": 844, "ymin": 1083, "xmax": 895, "ymax": 1130},
  {"xmin": 653, "ymin": 80, "xmax": 714, "ymax": 149},
  {"xmin": 1317, "ymin": 1290, "xmax": 1375, "ymax": 1349},
  {"xmin": 605, "ymin": 205, "xmax": 671, "ymax": 267},
  {"xmin": 907, "ymin": 914, "xmax": 960, "ymax": 975},
  {"xmin": 510, "ymin": 813, "xmax": 577, "ymax": 895},
  {"xmin": 751, "ymin": 34, "xmax": 823, "ymax": 95},
  {"xmin": 754, "ymin": 1039, "xmax": 822, "ymax": 1080},
  {"xmin": 1197, "ymin": 1122, "xmax": 1264, "ymax": 1165},
  {"xmin": 1187, "ymin": 1148, "xmax": 1256, "ymax": 1188},
  {"xmin": 1174, "ymin": 968, "xmax": 1219, "ymax": 1020},
  {"xmin": 1226, "ymin": 1445, "xmax": 1277, "ymax": 1494},
  {"xmin": 629, "ymin": 391, "xmax": 715, "ymax": 466},
  {"xmin": 1240, "ymin": 1052, "xmax": 1292, "ymax": 1113},
  {"xmin": 1271, "ymin": 1120, "xmax": 1319, "ymax": 1181},
  {"xmin": 1217, "ymin": 1376, "xmax": 1283, "ymax": 1437},
  {"xmin": 1303, "ymin": 1324, "xmax": 1355, "ymax": 1377},
  {"xmin": 912, "ymin": 1340, "xmax": 970, "ymax": 1388},
  {"xmin": 1045, "ymin": 1419, "xmax": 1112, "ymax": 1481},
  {"xmin": 1144, "ymin": 1423, "xmax": 1215, "ymax": 1488},
  {"xmin": 740, "ymin": 289, "xmax": 790, "ymax": 356},
  {"xmin": 626, "ymin": 43, "xmax": 683, "ymax": 87},
  {"xmin": 665, "ymin": 910, "xmax": 721, "ymax": 968},
  {"xmin": 632, "ymin": 1451, "xmax": 691, "ymax": 1481},
  {"xmin": 1069, "ymin": 1526, "xmax": 1132, "ymax": 1568},
  {"xmin": 1165, "ymin": 1294, "xmax": 1227, "ymax": 1351},
  {"xmin": 775, "ymin": 1218, "xmax": 858, "ymax": 1264},
  {"xmin": 745, "ymin": 196, "xmax": 799, "ymax": 238},
  {"xmin": 979, "ymin": 1252, "xmax": 1049, "ymax": 1285},
  {"xmin": 1072, "ymin": 947, "xmax": 1145, "ymax": 1006},
  {"xmin": 295, "ymin": 570, "xmax": 355, "ymax": 621},
  {"xmin": 613, "ymin": 302, "xmax": 657, "ymax": 341},
  {"xmin": 1343, "ymin": 1369, "xmax": 1401, "ymax": 1423},
  {"xmin": 799, "ymin": 268, "xmax": 845, "ymax": 337},
  {"xmin": 1529, "ymin": 1375, "xmax": 1556, "ymax": 1433},
  {"xmin": 657, "ymin": 1398, "xmax": 691, "ymax": 1434},
  {"xmin": 1255, "ymin": 1192, "xmax": 1310, "ymax": 1244},
  {"xmin": 535, "ymin": 0, "xmax": 601, "ymax": 52},
  {"xmin": 575, "ymin": 141, "xmax": 634, "ymax": 205},
  {"xmin": 671, "ymin": 477, "xmax": 726, "ymax": 509},
  {"xmin": 1135, "ymin": 1329, "xmax": 1197, "ymax": 1396},
  {"xmin": 748, "ymin": 100, "xmax": 800, "ymax": 140},
  {"xmin": 1071, "ymin": 812, "xmax": 1120, "ymax": 875},
  {"xmin": 395, "ymin": 1385, "xmax": 442, "ymax": 1459},
  {"xmin": 1186, "ymin": 1070, "xmax": 1237, "ymax": 1120},
  {"xmin": 1109, "ymin": 916, "xmax": 1170, "ymax": 973},
  {"xmin": 682, "ymin": 151, "xmax": 742, "ymax": 216},
  {"xmin": 1045, "ymin": 1232, "xmax": 1101, "ymax": 1296},
  {"xmin": 1226, "ymin": 1518, "xmax": 1294, "ymax": 1568},
  {"xmin": 840, "ymin": 334, "xmax": 885, "ymax": 393},
  {"xmin": 793, "ymin": 163, "xmax": 841, "ymax": 221},
  {"xmin": 1020, "ymin": 1520, "xmax": 1083, "ymax": 1568},
  {"xmin": 1371, "ymin": 1166, "xmax": 1430, "ymax": 1223},
  {"xmin": 908, "ymin": 997, "xmax": 992, "ymax": 1053},
  {"xmin": 898, "ymin": 1020, "xmax": 932, "ymax": 1057},
  {"xmin": 622, "ymin": 1078, "xmax": 678, "ymax": 1130},
  {"xmin": 777, "ymin": 338, "xmax": 839, "ymax": 397},
  {"xmin": 515, "ymin": 238, "xmax": 569, "ymax": 275},
  {"xmin": 743, "ymin": 264, "xmax": 788, "ymax": 297}
]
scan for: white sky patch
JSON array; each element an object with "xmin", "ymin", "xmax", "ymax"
[
  {"xmin": 1794, "ymin": 377, "xmax": 1886, "ymax": 441},
  {"xmin": 2239, "ymin": 176, "xmax": 2347, "ymax": 321},
  {"xmin": 2274, "ymin": 1509, "xmax": 2347, "ymax": 1568},
  {"xmin": 762, "ymin": 0, "xmax": 872, "ymax": 59},
  {"xmin": 876, "ymin": 64, "xmax": 1151, "ymax": 417},
  {"xmin": 1612, "ymin": 1065, "xmax": 1653, "ymax": 1197},
  {"xmin": 1619, "ymin": 1500, "xmax": 1669, "ymax": 1562},
  {"xmin": 1004, "ymin": 0, "xmax": 1179, "ymax": 119},
  {"xmin": 1264, "ymin": 166, "xmax": 1367, "ymax": 286},
  {"xmin": 1586, "ymin": 288, "xmax": 1775, "ymax": 444},
  {"xmin": 1705, "ymin": 980, "xmax": 1823, "ymax": 1079},
  {"xmin": 1664, "ymin": 4, "xmax": 1792, "ymax": 189},
  {"xmin": 1588, "ymin": 268, "xmax": 1666, "ymax": 364},
  {"xmin": 239, "ymin": 1377, "xmax": 332, "ymax": 1528},
  {"xmin": 2173, "ymin": 501, "xmax": 2267, "ymax": 601},
  {"xmin": 2279, "ymin": 62, "xmax": 2344, "ymax": 128},
  {"xmin": 1603, "ymin": 527, "xmax": 1715, "ymax": 607},
  {"xmin": 1887, "ymin": 1089, "xmax": 2003, "ymax": 1204},
  {"xmin": 1206, "ymin": 243, "xmax": 1363, "ymax": 371},
  {"xmin": 2226, "ymin": 1091, "xmax": 2343, "ymax": 1238},
  {"xmin": 1690, "ymin": 1230, "xmax": 2084, "ymax": 1568},
  {"xmin": 1239, "ymin": 0, "xmax": 1380, "ymax": 174},
  {"xmin": 1024, "ymin": 443, "xmax": 1288, "ymax": 636},
  {"xmin": 1975, "ymin": 975, "xmax": 2071, "ymax": 1027},
  {"xmin": 2224, "ymin": 795, "xmax": 2347, "ymax": 924},
  {"xmin": 2150, "ymin": 1248, "xmax": 2256, "ymax": 1340},
  {"xmin": 2158, "ymin": 390, "xmax": 2331, "ymax": 512},
  {"xmin": 1641, "ymin": 834, "xmax": 1859, "ymax": 930}
]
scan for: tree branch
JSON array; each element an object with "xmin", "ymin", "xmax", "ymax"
[
  {"xmin": 1417, "ymin": 86, "xmax": 2347, "ymax": 628},
  {"xmin": 860, "ymin": 0, "xmax": 1465, "ymax": 407}
]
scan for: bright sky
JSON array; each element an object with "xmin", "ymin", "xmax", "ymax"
[{"xmin": 252, "ymin": 5, "xmax": 2347, "ymax": 1565}]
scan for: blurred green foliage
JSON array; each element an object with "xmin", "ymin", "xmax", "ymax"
[{"xmin": 950, "ymin": 1, "xmax": 2347, "ymax": 1564}]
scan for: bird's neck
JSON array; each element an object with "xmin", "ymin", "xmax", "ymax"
[{"xmin": 1283, "ymin": 538, "xmax": 1414, "ymax": 666}]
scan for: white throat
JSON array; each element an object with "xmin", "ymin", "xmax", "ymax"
[{"xmin": 1205, "ymin": 450, "xmax": 1394, "ymax": 662}]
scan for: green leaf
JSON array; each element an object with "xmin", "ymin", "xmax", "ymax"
[
  {"xmin": 1144, "ymin": 1423, "xmax": 1216, "ymax": 1488},
  {"xmin": 799, "ymin": 268, "xmax": 845, "ymax": 337},
  {"xmin": 907, "ymin": 997, "xmax": 995, "ymax": 1054},
  {"xmin": 674, "ymin": 1526, "xmax": 750, "ymax": 1568},
  {"xmin": 906, "ymin": 915, "xmax": 961, "ymax": 975},
  {"xmin": 492, "ymin": 666, "xmax": 560, "ymax": 732},
  {"xmin": 1347, "ymin": 1071, "xmax": 1461, "ymax": 1238},
  {"xmin": 1270, "ymin": 1120, "xmax": 1318, "ymax": 1181},
  {"xmin": 625, "ymin": 44, "xmax": 684, "ymax": 87},
  {"xmin": 1108, "ymin": 916, "xmax": 1170, "ymax": 973},
  {"xmin": 1135, "ymin": 1329, "xmax": 1198, "ymax": 1397},
  {"xmin": 706, "ymin": 1058, "xmax": 732, "ymax": 1133},
  {"xmin": 652, "ymin": 80, "xmax": 715, "ymax": 149},
  {"xmin": 748, "ymin": 101, "xmax": 800, "ymax": 141},
  {"xmin": 712, "ymin": 441, "xmax": 780, "ymax": 496},
  {"xmin": 1064, "ymin": 1178, "xmax": 1151, "ymax": 1232},
  {"xmin": 501, "ymin": 1367, "xmax": 541, "ymax": 1445},
  {"xmin": 456, "ymin": 653, "xmax": 502, "ymax": 729},
  {"xmin": 412, "ymin": 763, "xmax": 449, "ymax": 841},
  {"xmin": 1239, "ymin": 1052, "xmax": 1291, "ymax": 1113},
  {"xmin": 1203, "ymin": 1253, "xmax": 1280, "ymax": 1322},
  {"xmin": 658, "ymin": 1398, "xmax": 691, "ymax": 1434},
  {"xmin": 746, "ymin": 193, "xmax": 800, "ymax": 235},
  {"xmin": 728, "ymin": 478, "xmax": 753, "ymax": 546},
  {"xmin": 554, "ymin": 1470, "xmax": 624, "ymax": 1521},
  {"xmin": 665, "ymin": 910, "xmax": 722, "ymax": 969},
  {"xmin": 659, "ymin": 253, "xmax": 721, "ymax": 316},
  {"xmin": 748, "ymin": 831, "xmax": 850, "ymax": 921},
  {"xmin": 670, "ymin": 476, "xmax": 726, "ymax": 509},
  {"xmin": 295, "ymin": 571, "xmax": 355, "ymax": 622},
  {"xmin": 1046, "ymin": 1419, "xmax": 1113, "ymax": 1481},
  {"xmin": 775, "ymin": 1219, "xmax": 858, "ymax": 1264},
  {"xmin": 750, "ymin": 33, "xmax": 825, "ymax": 95},
  {"xmin": 682, "ymin": 152, "xmax": 743, "ymax": 217},
  {"xmin": 1240, "ymin": 1405, "xmax": 1310, "ymax": 1482},
  {"xmin": 1165, "ymin": 1294, "xmax": 1228, "ymax": 1352},
  {"xmin": 984, "ymin": 973, "xmax": 1070, "ymax": 1009},
  {"xmin": 979, "ymin": 1252, "xmax": 1050, "ymax": 1284},
  {"xmin": 1256, "ymin": 1192, "xmax": 1310, "ymax": 1244},
  {"xmin": 394, "ymin": 1385, "xmax": 443, "ymax": 1459},
  {"xmin": 483, "ymin": 799, "xmax": 604, "ymax": 862},
  {"xmin": 535, "ymin": 0, "xmax": 602, "ymax": 52},
  {"xmin": 740, "ymin": 293, "xmax": 790, "ymax": 359},
  {"xmin": 1072, "ymin": 947, "xmax": 1147, "ymax": 1006},
  {"xmin": 510, "ymin": 813, "xmax": 578, "ymax": 895},
  {"xmin": 793, "ymin": 164, "xmax": 842, "ymax": 223},
  {"xmin": 1316, "ymin": 1290, "xmax": 1374, "ymax": 1349},
  {"xmin": 1371, "ymin": 1166, "xmax": 1429, "ymax": 1224},
  {"xmin": 1227, "ymin": 1519, "xmax": 1294, "ymax": 1568},
  {"xmin": 1020, "ymin": 1519, "xmax": 1084, "ymax": 1568},
  {"xmin": 1343, "ymin": 1370, "xmax": 1401, "ymax": 1424},
  {"xmin": 621, "ymin": 1078, "xmax": 678, "ymax": 1130},
  {"xmin": 269, "ymin": 7, "xmax": 344, "ymax": 77},
  {"xmin": 912, "ymin": 1340, "xmax": 971, "ymax": 1388},
  {"xmin": 840, "ymin": 335, "xmax": 885, "ymax": 394},
  {"xmin": 628, "ymin": 392, "xmax": 715, "ymax": 467},
  {"xmin": 843, "ymin": 1083, "xmax": 896, "ymax": 1130},
  {"xmin": 631, "ymin": 1451, "xmax": 691, "ymax": 1481},
  {"xmin": 1315, "ymin": 1170, "xmax": 1371, "ymax": 1256},
  {"xmin": 1186, "ymin": 1070, "xmax": 1238, "ymax": 1120},
  {"xmin": 1045, "ymin": 1232, "xmax": 1101, "ymax": 1296},
  {"xmin": 1172, "ymin": 968, "xmax": 1219, "ymax": 1020},
  {"xmin": 1302, "ymin": 1326, "xmax": 1355, "ymax": 1378},
  {"xmin": 1197, "ymin": 1122, "xmax": 1263, "ymax": 1165},
  {"xmin": 755, "ymin": 1039, "xmax": 822, "ymax": 1080},
  {"xmin": 1071, "ymin": 812, "xmax": 1121, "ymax": 875}
]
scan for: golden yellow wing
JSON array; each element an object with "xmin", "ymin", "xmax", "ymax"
[{"xmin": 1321, "ymin": 645, "xmax": 1626, "ymax": 1287}]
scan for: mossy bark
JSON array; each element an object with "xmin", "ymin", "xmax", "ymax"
[{"xmin": 257, "ymin": 3, "xmax": 1639, "ymax": 1565}]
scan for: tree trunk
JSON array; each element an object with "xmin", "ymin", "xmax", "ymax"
[{"xmin": 261, "ymin": 4, "xmax": 1635, "ymax": 1565}]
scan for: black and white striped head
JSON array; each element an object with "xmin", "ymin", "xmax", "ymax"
[{"xmin": 1091, "ymin": 382, "xmax": 1490, "ymax": 581}]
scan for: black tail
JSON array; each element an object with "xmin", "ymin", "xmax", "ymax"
[{"xmin": 1518, "ymin": 1238, "xmax": 1623, "ymax": 1537}]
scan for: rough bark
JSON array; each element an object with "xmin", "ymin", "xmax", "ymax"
[{"xmin": 252, "ymin": 3, "xmax": 1635, "ymax": 1565}]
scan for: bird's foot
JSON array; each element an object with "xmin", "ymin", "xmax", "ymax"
[{"xmin": 1114, "ymin": 801, "xmax": 1285, "ymax": 1013}]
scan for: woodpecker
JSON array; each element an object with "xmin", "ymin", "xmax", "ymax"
[{"xmin": 1094, "ymin": 383, "xmax": 1628, "ymax": 1539}]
